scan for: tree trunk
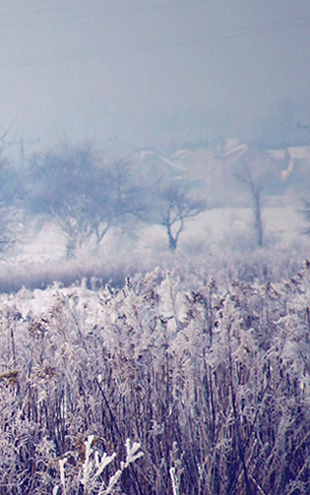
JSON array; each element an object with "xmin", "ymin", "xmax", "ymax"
[
  {"xmin": 253, "ymin": 191, "xmax": 263, "ymax": 247},
  {"xmin": 168, "ymin": 230, "xmax": 177, "ymax": 250}
]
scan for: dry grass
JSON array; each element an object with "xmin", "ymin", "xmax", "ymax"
[{"xmin": 0, "ymin": 258, "xmax": 310, "ymax": 493}]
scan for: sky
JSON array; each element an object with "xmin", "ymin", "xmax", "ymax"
[{"xmin": 0, "ymin": 0, "xmax": 310, "ymax": 157}]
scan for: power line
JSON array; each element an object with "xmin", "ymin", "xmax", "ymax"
[
  {"xmin": 0, "ymin": 1, "xmax": 205, "ymax": 28},
  {"xmin": 0, "ymin": 15, "xmax": 309, "ymax": 70}
]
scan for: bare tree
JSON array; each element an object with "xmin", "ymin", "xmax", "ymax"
[
  {"xmin": 299, "ymin": 199, "xmax": 310, "ymax": 236},
  {"xmin": 24, "ymin": 142, "xmax": 110, "ymax": 258},
  {"xmin": 0, "ymin": 133, "xmax": 23, "ymax": 255},
  {"xmin": 233, "ymin": 148, "xmax": 277, "ymax": 248},
  {"xmin": 154, "ymin": 186, "xmax": 206, "ymax": 250},
  {"xmin": 24, "ymin": 144, "xmax": 149, "ymax": 258},
  {"xmin": 237, "ymin": 166, "xmax": 265, "ymax": 247}
]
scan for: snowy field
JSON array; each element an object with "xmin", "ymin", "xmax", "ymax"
[
  {"xmin": 0, "ymin": 201, "xmax": 305, "ymax": 298},
  {"xmin": 18, "ymin": 204, "xmax": 306, "ymax": 264}
]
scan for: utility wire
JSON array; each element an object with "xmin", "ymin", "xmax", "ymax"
[
  {"xmin": 0, "ymin": 0, "xmax": 205, "ymax": 28},
  {"xmin": 0, "ymin": 15, "xmax": 308, "ymax": 70}
]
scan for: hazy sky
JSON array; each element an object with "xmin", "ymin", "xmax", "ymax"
[{"xmin": 1, "ymin": 0, "xmax": 310, "ymax": 154}]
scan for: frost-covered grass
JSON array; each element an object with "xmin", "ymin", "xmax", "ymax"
[{"xmin": 1, "ymin": 259, "xmax": 310, "ymax": 493}]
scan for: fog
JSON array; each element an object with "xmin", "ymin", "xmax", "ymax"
[
  {"xmin": 1, "ymin": 0, "xmax": 310, "ymax": 153},
  {"xmin": 1, "ymin": 6, "xmax": 310, "ymax": 492}
]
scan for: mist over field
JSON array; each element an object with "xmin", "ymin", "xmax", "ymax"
[{"xmin": 0, "ymin": 0, "xmax": 308, "ymax": 287}]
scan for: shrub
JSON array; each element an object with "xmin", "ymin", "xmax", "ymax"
[{"xmin": 0, "ymin": 263, "xmax": 310, "ymax": 493}]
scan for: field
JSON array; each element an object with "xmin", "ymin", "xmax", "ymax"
[
  {"xmin": 0, "ymin": 204, "xmax": 309, "ymax": 494},
  {"xmin": 0, "ymin": 203, "xmax": 305, "ymax": 291}
]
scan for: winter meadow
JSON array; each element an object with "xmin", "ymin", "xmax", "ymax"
[{"xmin": 0, "ymin": 139, "xmax": 310, "ymax": 494}]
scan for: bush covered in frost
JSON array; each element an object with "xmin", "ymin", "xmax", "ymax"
[{"xmin": 0, "ymin": 261, "xmax": 310, "ymax": 493}]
